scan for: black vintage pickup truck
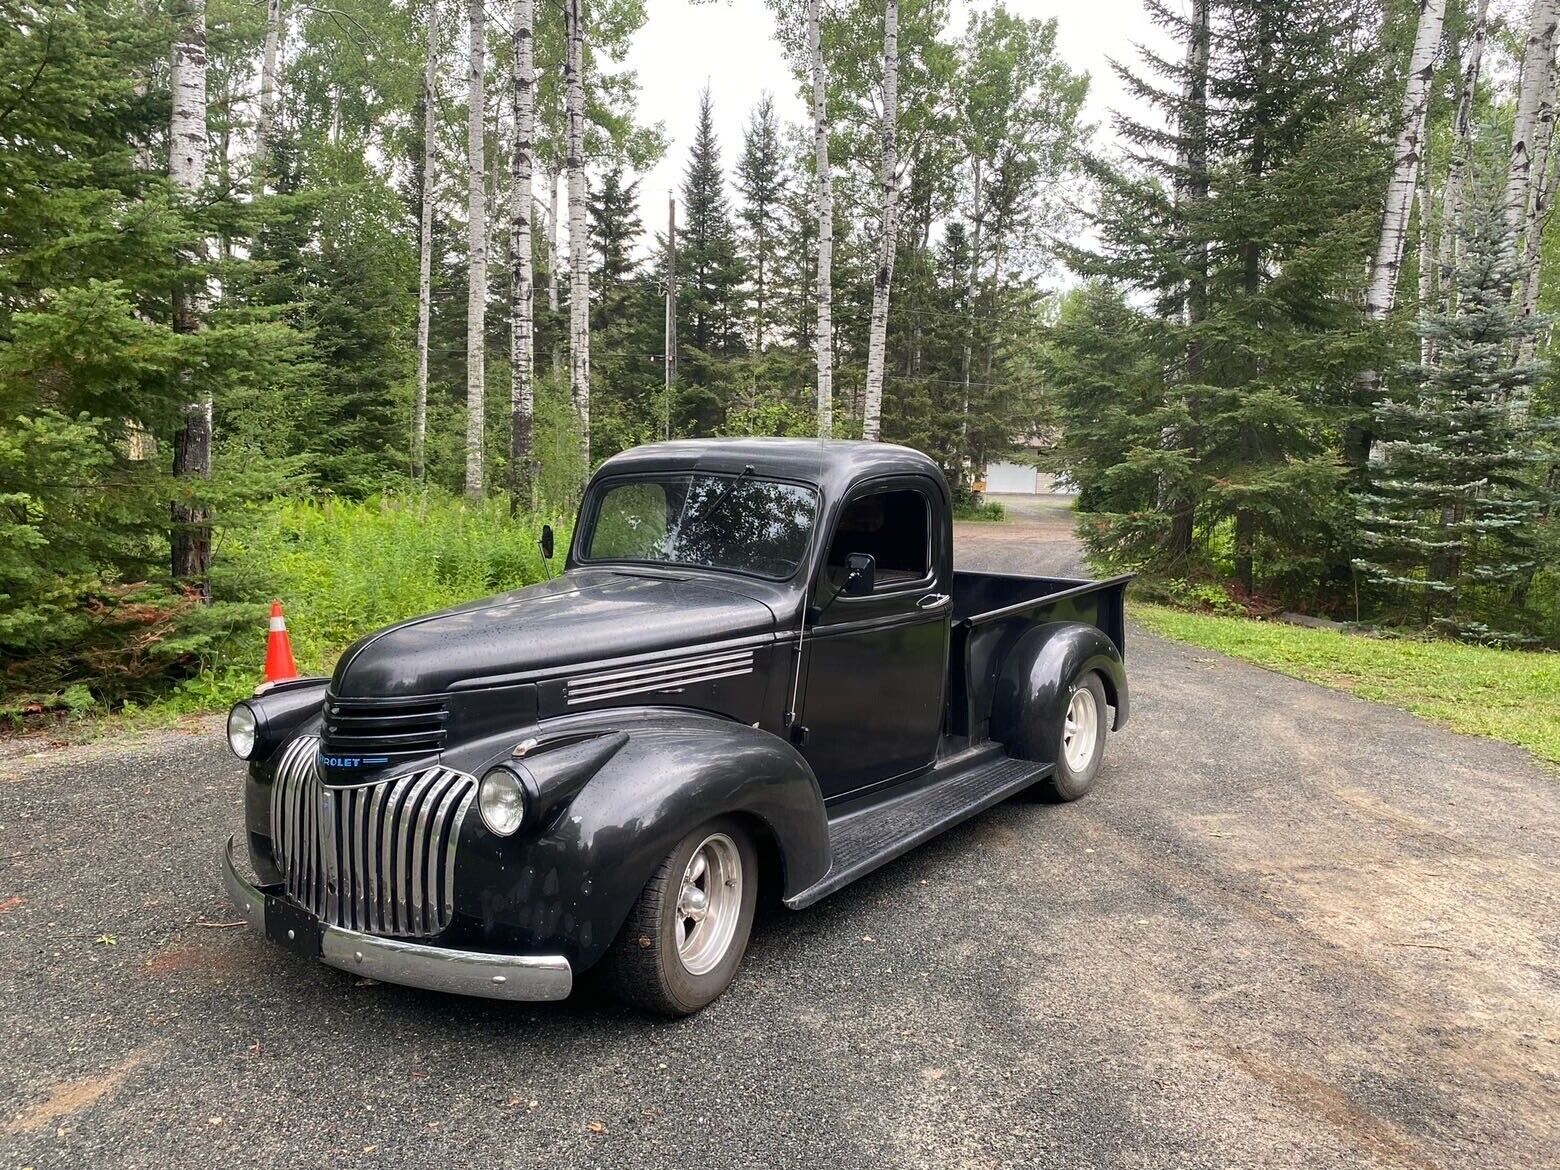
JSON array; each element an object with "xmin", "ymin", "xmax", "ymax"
[{"xmin": 222, "ymin": 439, "xmax": 1130, "ymax": 1013}]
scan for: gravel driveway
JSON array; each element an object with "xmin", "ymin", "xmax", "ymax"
[{"xmin": 2, "ymin": 495, "xmax": 1555, "ymax": 1169}]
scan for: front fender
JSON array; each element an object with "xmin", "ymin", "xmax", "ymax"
[
  {"xmin": 991, "ymin": 622, "xmax": 1129, "ymax": 764},
  {"xmin": 450, "ymin": 711, "xmax": 828, "ymax": 971}
]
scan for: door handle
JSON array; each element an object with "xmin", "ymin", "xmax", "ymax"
[{"xmin": 917, "ymin": 593, "xmax": 950, "ymax": 610}]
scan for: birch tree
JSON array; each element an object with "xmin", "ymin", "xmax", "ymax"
[
  {"xmin": 1517, "ymin": 66, "xmax": 1560, "ymax": 364},
  {"xmin": 1437, "ymin": 0, "xmax": 1488, "ymax": 280},
  {"xmin": 465, "ymin": 0, "xmax": 486, "ymax": 500},
  {"xmin": 510, "ymin": 0, "xmax": 536, "ymax": 508},
  {"xmin": 558, "ymin": 0, "xmax": 586, "ymax": 471},
  {"xmin": 1350, "ymin": 0, "xmax": 1445, "ymax": 477},
  {"xmin": 1168, "ymin": 0, "xmax": 1209, "ymax": 558},
  {"xmin": 1363, "ymin": 0, "xmax": 1446, "ymax": 323},
  {"xmin": 254, "ymin": 0, "xmax": 282, "ymax": 192},
  {"xmin": 413, "ymin": 0, "xmax": 438, "ymax": 483},
  {"xmin": 564, "ymin": 0, "xmax": 591, "ymax": 470},
  {"xmin": 1505, "ymin": 0, "xmax": 1560, "ymax": 240},
  {"xmin": 861, "ymin": 0, "xmax": 899, "ymax": 442},
  {"xmin": 808, "ymin": 0, "xmax": 834, "ymax": 437},
  {"xmin": 169, "ymin": 0, "xmax": 211, "ymax": 591}
]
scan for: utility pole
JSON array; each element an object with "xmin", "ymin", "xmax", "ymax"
[{"xmin": 664, "ymin": 191, "xmax": 677, "ymax": 440}]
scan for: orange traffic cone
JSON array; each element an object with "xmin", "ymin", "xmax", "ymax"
[{"xmin": 264, "ymin": 600, "xmax": 299, "ymax": 683}]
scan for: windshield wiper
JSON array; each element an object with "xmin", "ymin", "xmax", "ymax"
[{"xmin": 665, "ymin": 464, "xmax": 754, "ymax": 553}]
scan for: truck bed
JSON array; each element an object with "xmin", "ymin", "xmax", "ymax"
[{"xmin": 948, "ymin": 570, "xmax": 1132, "ymax": 742}]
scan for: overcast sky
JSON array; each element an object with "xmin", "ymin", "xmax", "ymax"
[{"xmin": 617, "ymin": 0, "xmax": 1174, "ymax": 240}]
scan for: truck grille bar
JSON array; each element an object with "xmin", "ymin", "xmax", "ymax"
[{"xmin": 268, "ymin": 735, "xmax": 476, "ymax": 937}]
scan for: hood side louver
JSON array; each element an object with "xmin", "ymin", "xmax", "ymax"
[{"xmin": 565, "ymin": 648, "xmax": 756, "ymax": 706}]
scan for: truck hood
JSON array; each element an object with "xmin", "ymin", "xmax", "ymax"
[{"xmin": 330, "ymin": 569, "xmax": 779, "ymax": 698}]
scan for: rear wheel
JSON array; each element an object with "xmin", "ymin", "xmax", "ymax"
[
  {"xmin": 604, "ymin": 817, "xmax": 757, "ymax": 1015},
  {"xmin": 1039, "ymin": 671, "xmax": 1107, "ymax": 801}
]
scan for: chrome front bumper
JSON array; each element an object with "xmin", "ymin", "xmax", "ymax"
[{"xmin": 220, "ymin": 835, "xmax": 573, "ymax": 1003}]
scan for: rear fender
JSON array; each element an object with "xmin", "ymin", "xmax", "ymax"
[
  {"xmin": 991, "ymin": 622, "xmax": 1129, "ymax": 764},
  {"xmin": 452, "ymin": 711, "xmax": 828, "ymax": 970}
]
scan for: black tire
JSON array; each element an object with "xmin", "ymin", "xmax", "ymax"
[
  {"xmin": 1038, "ymin": 671, "xmax": 1107, "ymax": 802},
  {"xmin": 604, "ymin": 817, "xmax": 758, "ymax": 1015}
]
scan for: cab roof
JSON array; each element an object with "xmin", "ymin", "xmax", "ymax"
[{"xmin": 591, "ymin": 438, "xmax": 949, "ymax": 502}]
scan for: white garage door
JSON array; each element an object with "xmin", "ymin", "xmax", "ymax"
[{"xmin": 985, "ymin": 461, "xmax": 1038, "ymax": 494}]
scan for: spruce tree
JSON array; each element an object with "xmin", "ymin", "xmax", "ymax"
[
  {"xmin": 588, "ymin": 163, "xmax": 665, "ymax": 452},
  {"xmin": 1067, "ymin": 0, "xmax": 1383, "ymax": 600},
  {"xmin": 1356, "ymin": 153, "xmax": 1548, "ymax": 643},
  {"xmin": 678, "ymin": 86, "xmax": 748, "ymax": 434},
  {"xmin": 736, "ymin": 93, "xmax": 787, "ymax": 353},
  {"xmin": 589, "ymin": 164, "xmax": 643, "ymax": 334}
]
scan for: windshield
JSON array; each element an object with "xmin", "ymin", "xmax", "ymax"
[{"xmin": 581, "ymin": 473, "xmax": 819, "ymax": 579}]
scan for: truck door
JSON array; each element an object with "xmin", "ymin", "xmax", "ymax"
[{"xmin": 800, "ymin": 477, "xmax": 951, "ymax": 798}]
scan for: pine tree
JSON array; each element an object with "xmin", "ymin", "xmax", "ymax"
[
  {"xmin": 678, "ymin": 86, "xmax": 748, "ymax": 434},
  {"xmin": 589, "ymin": 165, "xmax": 643, "ymax": 333},
  {"xmin": 1069, "ymin": 0, "xmax": 1383, "ymax": 601},
  {"xmin": 736, "ymin": 93, "xmax": 787, "ymax": 353},
  {"xmin": 1356, "ymin": 152, "xmax": 1548, "ymax": 642},
  {"xmin": 589, "ymin": 166, "xmax": 664, "ymax": 452}
]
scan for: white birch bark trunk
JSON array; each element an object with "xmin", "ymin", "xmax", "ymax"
[
  {"xmin": 1179, "ymin": 0, "xmax": 1209, "ymax": 330},
  {"xmin": 546, "ymin": 171, "xmax": 561, "ymax": 376},
  {"xmin": 808, "ymin": 0, "xmax": 834, "ymax": 438},
  {"xmin": 564, "ymin": 0, "xmax": 591, "ymax": 471},
  {"xmin": 1438, "ymin": 0, "xmax": 1488, "ymax": 282},
  {"xmin": 254, "ymin": 0, "xmax": 282, "ymax": 192},
  {"xmin": 1418, "ymin": 168, "xmax": 1434, "ymax": 364},
  {"xmin": 465, "ymin": 0, "xmax": 487, "ymax": 501},
  {"xmin": 1365, "ymin": 0, "xmax": 1446, "ymax": 322},
  {"xmin": 1518, "ymin": 59, "xmax": 1560, "ymax": 364},
  {"xmin": 509, "ymin": 0, "xmax": 535, "ymax": 508},
  {"xmin": 861, "ymin": 0, "xmax": 899, "ymax": 442},
  {"xmin": 1506, "ymin": 0, "xmax": 1560, "ymax": 240},
  {"xmin": 960, "ymin": 155, "xmax": 982, "ymax": 482},
  {"xmin": 413, "ymin": 2, "xmax": 437, "ymax": 483},
  {"xmin": 170, "ymin": 0, "xmax": 211, "ymax": 590}
]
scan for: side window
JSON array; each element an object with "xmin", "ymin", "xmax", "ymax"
[{"xmin": 825, "ymin": 488, "xmax": 931, "ymax": 590}]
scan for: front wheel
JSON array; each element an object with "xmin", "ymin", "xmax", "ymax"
[
  {"xmin": 1039, "ymin": 671, "xmax": 1107, "ymax": 802},
  {"xmin": 604, "ymin": 817, "xmax": 757, "ymax": 1015}
]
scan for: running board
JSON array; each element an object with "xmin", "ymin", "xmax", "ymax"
[{"xmin": 785, "ymin": 755, "xmax": 1051, "ymax": 909}]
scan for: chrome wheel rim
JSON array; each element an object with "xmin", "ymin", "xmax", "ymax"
[
  {"xmin": 1062, "ymin": 686, "xmax": 1099, "ymax": 773},
  {"xmin": 675, "ymin": 832, "xmax": 742, "ymax": 976}
]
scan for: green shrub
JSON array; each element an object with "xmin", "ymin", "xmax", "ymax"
[
  {"xmin": 953, "ymin": 499, "xmax": 1007, "ymax": 522},
  {"xmin": 3, "ymin": 492, "xmax": 566, "ymax": 720},
  {"xmin": 1129, "ymin": 576, "xmax": 1247, "ymax": 617},
  {"xmin": 206, "ymin": 493, "xmax": 565, "ymax": 694}
]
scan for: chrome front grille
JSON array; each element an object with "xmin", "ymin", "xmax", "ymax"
[
  {"xmin": 269, "ymin": 735, "xmax": 476, "ymax": 937},
  {"xmin": 566, "ymin": 648, "xmax": 756, "ymax": 705}
]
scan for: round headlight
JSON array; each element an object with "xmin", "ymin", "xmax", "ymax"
[
  {"xmin": 227, "ymin": 703, "xmax": 258, "ymax": 760},
  {"xmin": 478, "ymin": 766, "xmax": 527, "ymax": 836}
]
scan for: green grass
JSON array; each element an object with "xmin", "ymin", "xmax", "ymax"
[{"xmin": 1133, "ymin": 604, "xmax": 1560, "ymax": 765}]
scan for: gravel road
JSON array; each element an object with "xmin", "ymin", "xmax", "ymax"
[{"xmin": 1, "ymin": 494, "xmax": 1555, "ymax": 1169}]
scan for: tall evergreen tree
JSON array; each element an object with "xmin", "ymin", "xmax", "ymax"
[
  {"xmin": 736, "ymin": 94, "xmax": 787, "ymax": 353},
  {"xmin": 677, "ymin": 86, "xmax": 748, "ymax": 434},
  {"xmin": 589, "ymin": 165, "xmax": 663, "ymax": 452},
  {"xmin": 1357, "ymin": 147, "xmax": 1549, "ymax": 642},
  {"xmin": 1066, "ymin": 0, "xmax": 1382, "ymax": 601},
  {"xmin": 589, "ymin": 164, "xmax": 643, "ymax": 332}
]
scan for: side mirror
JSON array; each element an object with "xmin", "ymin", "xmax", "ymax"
[
  {"xmin": 540, "ymin": 524, "xmax": 555, "ymax": 561},
  {"xmin": 842, "ymin": 552, "xmax": 876, "ymax": 597}
]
